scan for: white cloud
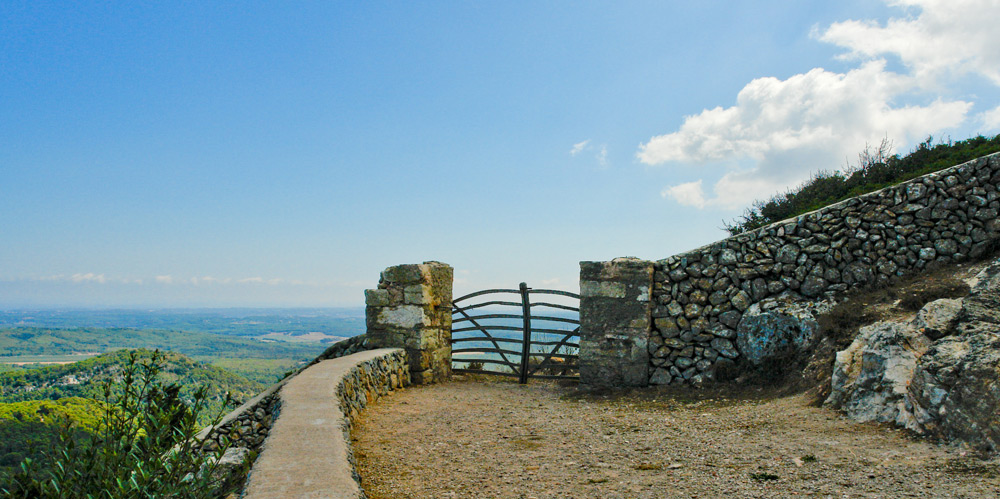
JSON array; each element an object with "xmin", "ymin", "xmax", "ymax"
[
  {"xmin": 540, "ymin": 278, "xmax": 561, "ymax": 286},
  {"xmin": 155, "ymin": 275, "xmax": 174, "ymax": 284},
  {"xmin": 597, "ymin": 145, "xmax": 608, "ymax": 168},
  {"xmin": 570, "ymin": 140, "xmax": 590, "ymax": 155},
  {"xmin": 237, "ymin": 277, "xmax": 283, "ymax": 285},
  {"xmin": 661, "ymin": 180, "xmax": 707, "ymax": 209},
  {"xmin": 819, "ymin": 0, "xmax": 1000, "ymax": 85},
  {"xmin": 640, "ymin": 0, "xmax": 999, "ymax": 210},
  {"xmin": 981, "ymin": 105, "xmax": 1000, "ymax": 130},
  {"xmin": 70, "ymin": 273, "xmax": 107, "ymax": 284},
  {"xmin": 641, "ymin": 62, "xmax": 970, "ymax": 208}
]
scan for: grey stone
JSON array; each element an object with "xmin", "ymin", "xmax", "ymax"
[
  {"xmin": 719, "ymin": 310, "xmax": 742, "ymax": 329},
  {"xmin": 710, "ymin": 338, "xmax": 739, "ymax": 359},
  {"xmin": 912, "ymin": 298, "xmax": 962, "ymax": 339},
  {"xmin": 906, "ymin": 183, "xmax": 928, "ymax": 201},
  {"xmin": 933, "ymin": 239, "xmax": 958, "ymax": 256},
  {"xmin": 709, "ymin": 326, "xmax": 736, "ymax": 339},
  {"xmin": 908, "ymin": 332, "xmax": 1000, "ymax": 453},
  {"xmin": 776, "ymin": 244, "xmax": 800, "ymax": 264},
  {"xmin": 730, "ymin": 290, "xmax": 752, "ymax": 312},
  {"xmin": 719, "ymin": 249, "xmax": 738, "ymax": 265},
  {"xmin": 684, "ymin": 303, "xmax": 702, "ymax": 319},
  {"xmin": 736, "ymin": 297, "xmax": 829, "ymax": 365},
  {"xmin": 649, "ymin": 367, "xmax": 673, "ymax": 385},
  {"xmin": 674, "ymin": 357, "xmax": 695, "ymax": 369},
  {"xmin": 666, "ymin": 301, "xmax": 684, "ymax": 317},
  {"xmin": 800, "ymin": 276, "xmax": 827, "ymax": 297},
  {"xmin": 364, "ymin": 289, "xmax": 391, "ymax": 307},
  {"xmin": 825, "ymin": 321, "xmax": 932, "ymax": 431}
]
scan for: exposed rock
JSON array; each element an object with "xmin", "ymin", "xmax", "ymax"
[
  {"xmin": 826, "ymin": 255, "xmax": 1000, "ymax": 453},
  {"xmin": 912, "ymin": 298, "xmax": 962, "ymax": 340},
  {"xmin": 825, "ymin": 322, "xmax": 931, "ymax": 431},
  {"xmin": 735, "ymin": 296, "xmax": 832, "ymax": 365},
  {"xmin": 908, "ymin": 332, "xmax": 1000, "ymax": 453}
]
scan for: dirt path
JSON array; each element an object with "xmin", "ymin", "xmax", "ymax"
[{"xmin": 351, "ymin": 376, "xmax": 999, "ymax": 498}]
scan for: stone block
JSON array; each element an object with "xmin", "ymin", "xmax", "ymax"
[
  {"xmin": 381, "ymin": 264, "xmax": 425, "ymax": 285},
  {"xmin": 364, "ymin": 289, "xmax": 391, "ymax": 307},
  {"xmin": 374, "ymin": 305, "xmax": 428, "ymax": 329},
  {"xmin": 580, "ymin": 280, "xmax": 626, "ymax": 298},
  {"xmin": 403, "ymin": 284, "xmax": 431, "ymax": 305}
]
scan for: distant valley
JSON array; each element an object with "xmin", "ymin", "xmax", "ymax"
[{"xmin": 0, "ymin": 308, "xmax": 366, "ymax": 478}]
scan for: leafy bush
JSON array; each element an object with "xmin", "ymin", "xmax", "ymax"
[
  {"xmin": 0, "ymin": 351, "xmax": 235, "ymax": 499},
  {"xmin": 724, "ymin": 134, "xmax": 1000, "ymax": 235}
]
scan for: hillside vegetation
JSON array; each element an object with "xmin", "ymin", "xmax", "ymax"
[
  {"xmin": 1, "ymin": 351, "xmax": 240, "ymax": 498},
  {"xmin": 724, "ymin": 134, "xmax": 1000, "ymax": 235},
  {"xmin": 0, "ymin": 308, "xmax": 364, "ymax": 338},
  {"xmin": 0, "ymin": 398, "xmax": 102, "ymax": 475},
  {"xmin": 0, "ymin": 349, "xmax": 262, "ymax": 478},
  {"xmin": 0, "ymin": 349, "xmax": 262, "ymax": 415},
  {"xmin": 0, "ymin": 326, "xmax": 325, "ymax": 359}
]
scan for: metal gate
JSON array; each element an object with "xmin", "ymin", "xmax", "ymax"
[{"xmin": 450, "ymin": 282, "xmax": 580, "ymax": 383}]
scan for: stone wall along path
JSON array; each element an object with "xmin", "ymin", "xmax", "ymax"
[{"xmin": 242, "ymin": 348, "xmax": 408, "ymax": 499}]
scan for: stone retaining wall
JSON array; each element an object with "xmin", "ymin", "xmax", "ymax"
[
  {"xmin": 649, "ymin": 153, "xmax": 1000, "ymax": 385},
  {"xmin": 581, "ymin": 152, "xmax": 1000, "ymax": 387}
]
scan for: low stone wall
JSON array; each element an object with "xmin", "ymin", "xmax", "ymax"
[
  {"xmin": 198, "ymin": 334, "xmax": 371, "ymax": 454},
  {"xmin": 243, "ymin": 348, "xmax": 409, "ymax": 498},
  {"xmin": 580, "ymin": 152, "xmax": 1000, "ymax": 387}
]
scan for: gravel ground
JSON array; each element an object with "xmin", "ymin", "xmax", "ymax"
[{"xmin": 351, "ymin": 376, "xmax": 1000, "ymax": 499}]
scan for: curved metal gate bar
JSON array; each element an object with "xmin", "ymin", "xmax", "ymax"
[{"xmin": 451, "ymin": 282, "xmax": 580, "ymax": 383}]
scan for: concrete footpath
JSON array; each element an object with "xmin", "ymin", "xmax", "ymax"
[{"xmin": 243, "ymin": 349, "xmax": 397, "ymax": 499}]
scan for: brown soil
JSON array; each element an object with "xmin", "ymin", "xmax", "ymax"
[{"xmin": 352, "ymin": 376, "xmax": 1000, "ymax": 498}]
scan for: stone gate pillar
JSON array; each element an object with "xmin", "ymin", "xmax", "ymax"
[
  {"xmin": 364, "ymin": 261, "xmax": 453, "ymax": 384},
  {"xmin": 579, "ymin": 257, "xmax": 654, "ymax": 388}
]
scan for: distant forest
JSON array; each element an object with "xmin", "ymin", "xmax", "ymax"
[
  {"xmin": 0, "ymin": 349, "xmax": 267, "ymax": 477},
  {"xmin": 0, "ymin": 307, "xmax": 365, "ymax": 337},
  {"xmin": 724, "ymin": 134, "xmax": 1000, "ymax": 235}
]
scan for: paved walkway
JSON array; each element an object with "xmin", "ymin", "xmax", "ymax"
[{"xmin": 243, "ymin": 349, "xmax": 397, "ymax": 499}]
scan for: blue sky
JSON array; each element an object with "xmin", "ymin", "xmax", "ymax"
[{"xmin": 2, "ymin": 1, "xmax": 998, "ymax": 308}]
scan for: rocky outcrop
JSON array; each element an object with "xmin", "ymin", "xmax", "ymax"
[
  {"xmin": 908, "ymin": 332, "xmax": 1000, "ymax": 453},
  {"xmin": 827, "ymin": 258, "xmax": 1000, "ymax": 453},
  {"xmin": 826, "ymin": 322, "xmax": 931, "ymax": 431}
]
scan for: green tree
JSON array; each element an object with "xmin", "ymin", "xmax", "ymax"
[{"xmin": 0, "ymin": 351, "xmax": 236, "ymax": 498}]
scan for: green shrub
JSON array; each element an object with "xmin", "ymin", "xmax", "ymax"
[
  {"xmin": 0, "ymin": 350, "xmax": 234, "ymax": 499},
  {"xmin": 724, "ymin": 134, "xmax": 1000, "ymax": 235}
]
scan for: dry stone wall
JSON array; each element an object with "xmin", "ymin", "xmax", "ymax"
[
  {"xmin": 649, "ymin": 152, "xmax": 1000, "ymax": 385},
  {"xmin": 335, "ymin": 349, "xmax": 410, "ymax": 494}
]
